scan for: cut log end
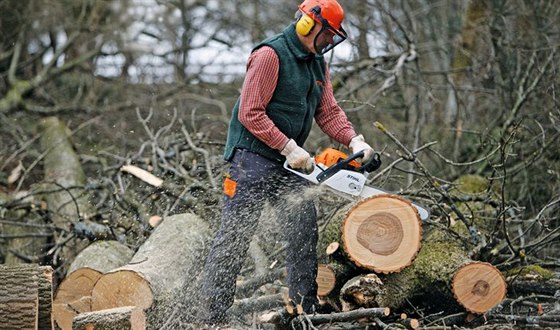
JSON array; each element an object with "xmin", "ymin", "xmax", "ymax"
[
  {"xmin": 326, "ymin": 242, "xmax": 340, "ymax": 256},
  {"xmin": 452, "ymin": 262, "xmax": 507, "ymax": 314},
  {"xmin": 316, "ymin": 264, "xmax": 336, "ymax": 296},
  {"xmin": 91, "ymin": 270, "xmax": 153, "ymax": 311},
  {"xmin": 342, "ymin": 195, "xmax": 422, "ymax": 273},
  {"xmin": 53, "ymin": 268, "xmax": 103, "ymax": 330}
]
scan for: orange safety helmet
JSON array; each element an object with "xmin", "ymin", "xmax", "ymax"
[
  {"xmin": 297, "ymin": 0, "xmax": 347, "ymax": 54},
  {"xmin": 299, "ymin": 0, "xmax": 345, "ymax": 31}
]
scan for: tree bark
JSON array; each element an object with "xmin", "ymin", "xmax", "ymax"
[
  {"xmin": 0, "ymin": 264, "xmax": 53, "ymax": 330},
  {"xmin": 72, "ymin": 306, "xmax": 146, "ymax": 330},
  {"xmin": 90, "ymin": 213, "xmax": 211, "ymax": 327},
  {"xmin": 53, "ymin": 240, "xmax": 133, "ymax": 330}
]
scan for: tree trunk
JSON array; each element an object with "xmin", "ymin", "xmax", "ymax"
[
  {"xmin": 90, "ymin": 213, "xmax": 211, "ymax": 327},
  {"xmin": 72, "ymin": 306, "xmax": 146, "ymax": 330},
  {"xmin": 0, "ymin": 264, "xmax": 53, "ymax": 330},
  {"xmin": 53, "ymin": 240, "xmax": 133, "ymax": 330}
]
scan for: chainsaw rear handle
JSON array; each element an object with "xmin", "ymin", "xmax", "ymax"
[{"xmin": 316, "ymin": 150, "xmax": 381, "ymax": 183}]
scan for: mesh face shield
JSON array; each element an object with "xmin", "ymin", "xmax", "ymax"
[{"xmin": 311, "ymin": 9, "xmax": 347, "ymax": 54}]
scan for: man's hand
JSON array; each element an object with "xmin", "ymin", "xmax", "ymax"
[
  {"xmin": 349, "ymin": 134, "xmax": 374, "ymax": 163},
  {"xmin": 281, "ymin": 139, "xmax": 313, "ymax": 171}
]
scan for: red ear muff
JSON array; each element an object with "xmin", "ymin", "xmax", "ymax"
[{"xmin": 296, "ymin": 14, "xmax": 315, "ymax": 35}]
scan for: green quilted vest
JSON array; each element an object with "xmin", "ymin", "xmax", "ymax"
[{"xmin": 223, "ymin": 23, "xmax": 326, "ymax": 162}]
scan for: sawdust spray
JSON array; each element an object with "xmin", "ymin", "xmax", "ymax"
[{"xmin": 149, "ymin": 182, "xmax": 330, "ymax": 329}]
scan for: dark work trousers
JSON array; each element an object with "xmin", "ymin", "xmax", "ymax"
[{"xmin": 200, "ymin": 149, "xmax": 318, "ymax": 323}]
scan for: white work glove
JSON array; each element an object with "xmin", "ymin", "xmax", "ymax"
[
  {"xmin": 349, "ymin": 134, "xmax": 374, "ymax": 163},
  {"xmin": 281, "ymin": 139, "xmax": 313, "ymax": 171}
]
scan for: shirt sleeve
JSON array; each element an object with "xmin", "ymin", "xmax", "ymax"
[
  {"xmin": 237, "ymin": 46, "xmax": 290, "ymax": 151},
  {"xmin": 314, "ymin": 67, "xmax": 357, "ymax": 146}
]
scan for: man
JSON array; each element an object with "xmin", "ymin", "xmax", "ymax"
[{"xmin": 199, "ymin": 0, "xmax": 374, "ymax": 325}]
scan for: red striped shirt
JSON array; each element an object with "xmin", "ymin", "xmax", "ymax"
[{"xmin": 238, "ymin": 46, "xmax": 357, "ymax": 151}]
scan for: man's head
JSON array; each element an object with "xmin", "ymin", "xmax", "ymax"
[{"xmin": 295, "ymin": 0, "xmax": 347, "ymax": 54}]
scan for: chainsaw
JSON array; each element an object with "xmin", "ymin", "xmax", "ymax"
[{"xmin": 283, "ymin": 148, "xmax": 430, "ymax": 221}]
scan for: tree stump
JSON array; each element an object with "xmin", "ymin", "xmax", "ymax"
[
  {"xmin": 342, "ymin": 195, "xmax": 422, "ymax": 273},
  {"xmin": 0, "ymin": 264, "xmax": 53, "ymax": 330},
  {"xmin": 53, "ymin": 240, "xmax": 134, "ymax": 330},
  {"xmin": 90, "ymin": 213, "xmax": 211, "ymax": 327},
  {"xmin": 72, "ymin": 306, "xmax": 146, "ymax": 330}
]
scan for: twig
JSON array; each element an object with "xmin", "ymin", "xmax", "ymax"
[{"xmin": 179, "ymin": 118, "xmax": 217, "ymax": 189}]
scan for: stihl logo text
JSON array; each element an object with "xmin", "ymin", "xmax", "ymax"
[{"xmin": 347, "ymin": 174, "xmax": 360, "ymax": 182}]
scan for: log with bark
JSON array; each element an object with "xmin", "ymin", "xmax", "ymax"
[
  {"xmin": 258, "ymin": 307, "xmax": 391, "ymax": 328},
  {"xmin": 72, "ymin": 306, "xmax": 146, "ymax": 330},
  {"xmin": 53, "ymin": 240, "xmax": 134, "ymax": 330},
  {"xmin": 40, "ymin": 117, "xmax": 115, "ymax": 268},
  {"xmin": 90, "ymin": 213, "xmax": 211, "ymax": 328},
  {"xmin": 0, "ymin": 264, "xmax": 53, "ymax": 330}
]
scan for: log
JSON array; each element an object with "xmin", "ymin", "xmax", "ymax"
[
  {"xmin": 38, "ymin": 266, "xmax": 54, "ymax": 330},
  {"xmin": 340, "ymin": 273, "xmax": 385, "ymax": 312},
  {"xmin": 342, "ymin": 195, "xmax": 422, "ymax": 273},
  {"xmin": 53, "ymin": 240, "xmax": 134, "ymax": 330},
  {"xmin": 0, "ymin": 264, "xmax": 53, "ymax": 330},
  {"xmin": 316, "ymin": 261, "xmax": 355, "ymax": 312},
  {"xmin": 229, "ymin": 292, "xmax": 286, "ymax": 317},
  {"xmin": 90, "ymin": 213, "xmax": 211, "ymax": 327},
  {"xmin": 67, "ymin": 240, "xmax": 134, "ymax": 275},
  {"xmin": 317, "ymin": 264, "xmax": 337, "ymax": 297},
  {"xmin": 306, "ymin": 307, "xmax": 390, "ymax": 324},
  {"xmin": 40, "ymin": 117, "xmax": 94, "ymax": 267},
  {"xmin": 40, "ymin": 117, "xmax": 94, "ymax": 229},
  {"xmin": 72, "ymin": 306, "xmax": 146, "ymax": 330},
  {"xmin": 258, "ymin": 307, "xmax": 390, "ymax": 327},
  {"xmin": 452, "ymin": 262, "xmax": 507, "ymax": 314}
]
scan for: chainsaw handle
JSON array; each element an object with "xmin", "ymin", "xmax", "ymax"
[
  {"xmin": 316, "ymin": 150, "xmax": 381, "ymax": 183},
  {"xmin": 356, "ymin": 151, "xmax": 382, "ymax": 173}
]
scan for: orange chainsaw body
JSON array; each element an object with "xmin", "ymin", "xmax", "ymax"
[{"xmin": 315, "ymin": 148, "xmax": 361, "ymax": 168}]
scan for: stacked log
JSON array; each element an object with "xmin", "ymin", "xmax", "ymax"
[
  {"xmin": 336, "ymin": 223, "xmax": 507, "ymax": 314},
  {"xmin": 53, "ymin": 240, "xmax": 134, "ymax": 330},
  {"xmin": 316, "ymin": 193, "xmax": 507, "ymax": 316},
  {"xmin": 0, "ymin": 264, "xmax": 53, "ymax": 330}
]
